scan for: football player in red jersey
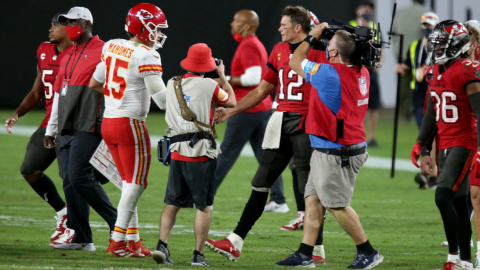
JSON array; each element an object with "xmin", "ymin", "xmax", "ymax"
[
  {"xmin": 206, "ymin": 6, "xmax": 328, "ymax": 263},
  {"xmin": 4, "ymin": 13, "xmax": 74, "ymax": 245},
  {"xmin": 412, "ymin": 20, "xmax": 480, "ymax": 270}
]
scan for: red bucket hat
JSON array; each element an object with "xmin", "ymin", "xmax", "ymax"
[{"xmin": 181, "ymin": 43, "xmax": 217, "ymax": 73}]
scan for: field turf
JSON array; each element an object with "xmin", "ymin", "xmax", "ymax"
[{"xmin": 0, "ymin": 109, "xmax": 468, "ymax": 270}]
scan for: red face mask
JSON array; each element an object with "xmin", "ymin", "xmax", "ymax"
[
  {"xmin": 66, "ymin": 25, "xmax": 83, "ymax": 41},
  {"xmin": 232, "ymin": 25, "xmax": 247, "ymax": 43}
]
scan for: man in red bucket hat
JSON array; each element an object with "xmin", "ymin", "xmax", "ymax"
[{"xmin": 153, "ymin": 43, "xmax": 236, "ymax": 266}]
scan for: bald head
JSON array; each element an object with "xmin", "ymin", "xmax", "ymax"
[
  {"xmin": 236, "ymin": 10, "xmax": 259, "ymax": 30},
  {"xmin": 231, "ymin": 10, "xmax": 259, "ymax": 38}
]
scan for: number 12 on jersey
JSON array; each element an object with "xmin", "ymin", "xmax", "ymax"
[
  {"xmin": 104, "ymin": 56, "xmax": 129, "ymax": 100},
  {"xmin": 278, "ymin": 68, "xmax": 304, "ymax": 101}
]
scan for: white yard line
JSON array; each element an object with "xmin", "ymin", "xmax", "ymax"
[{"xmin": 1, "ymin": 125, "xmax": 418, "ymax": 172}]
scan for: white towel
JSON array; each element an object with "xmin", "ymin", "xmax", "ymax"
[{"xmin": 262, "ymin": 111, "xmax": 283, "ymax": 149}]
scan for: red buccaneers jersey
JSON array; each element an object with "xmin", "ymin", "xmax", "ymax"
[
  {"xmin": 36, "ymin": 42, "xmax": 71, "ymax": 128},
  {"xmin": 428, "ymin": 59, "xmax": 480, "ymax": 151},
  {"xmin": 265, "ymin": 43, "xmax": 328, "ymax": 115}
]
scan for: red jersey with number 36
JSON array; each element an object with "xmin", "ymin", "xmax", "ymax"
[
  {"xmin": 428, "ymin": 59, "xmax": 480, "ymax": 151},
  {"xmin": 36, "ymin": 42, "xmax": 71, "ymax": 128},
  {"xmin": 264, "ymin": 43, "xmax": 328, "ymax": 115}
]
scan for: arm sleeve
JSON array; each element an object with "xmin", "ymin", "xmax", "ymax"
[
  {"xmin": 416, "ymin": 96, "xmax": 437, "ymax": 143},
  {"xmin": 240, "ymin": 66, "xmax": 262, "ymax": 86},
  {"xmin": 422, "ymin": 127, "xmax": 437, "ymax": 151},
  {"xmin": 144, "ymin": 74, "xmax": 167, "ymax": 110},
  {"xmin": 139, "ymin": 51, "xmax": 163, "ymax": 78},
  {"xmin": 45, "ymin": 92, "xmax": 59, "ymax": 137},
  {"xmin": 302, "ymin": 59, "xmax": 321, "ymax": 83},
  {"xmin": 93, "ymin": 61, "xmax": 106, "ymax": 83},
  {"xmin": 468, "ymin": 91, "xmax": 480, "ymax": 147},
  {"xmin": 212, "ymin": 84, "xmax": 230, "ymax": 105}
]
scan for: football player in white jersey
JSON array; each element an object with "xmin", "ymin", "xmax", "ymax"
[{"xmin": 89, "ymin": 3, "xmax": 168, "ymax": 258}]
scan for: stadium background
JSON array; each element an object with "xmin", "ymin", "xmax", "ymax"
[{"xmin": 2, "ymin": 0, "xmax": 479, "ymax": 109}]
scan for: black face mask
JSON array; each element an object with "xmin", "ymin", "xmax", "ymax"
[
  {"xmin": 422, "ymin": 28, "xmax": 433, "ymax": 38},
  {"xmin": 361, "ymin": 13, "xmax": 372, "ymax": 21}
]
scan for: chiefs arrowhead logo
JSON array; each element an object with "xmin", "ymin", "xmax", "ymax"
[{"xmin": 136, "ymin": 9, "xmax": 154, "ymax": 20}]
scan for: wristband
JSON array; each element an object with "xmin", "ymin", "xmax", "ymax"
[
  {"xmin": 303, "ymin": 35, "xmax": 317, "ymax": 47},
  {"xmin": 421, "ymin": 148, "xmax": 430, "ymax": 157}
]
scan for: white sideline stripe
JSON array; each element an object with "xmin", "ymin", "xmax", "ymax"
[
  {"xmin": 1, "ymin": 125, "xmax": 418, "ymax": 172},
  {"xmin": 0, "ymin": 265, "xmax": 178, "ymax": 270}
]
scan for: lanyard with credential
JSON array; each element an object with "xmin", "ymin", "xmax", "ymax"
[{"xmin": 60, "ymin": 38, "xmax": 92, "ymax": 96}]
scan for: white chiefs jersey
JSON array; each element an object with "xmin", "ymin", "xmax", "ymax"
[{"xmin": 99, "ymin": 39, "xmax": 163, "ymax": 121}]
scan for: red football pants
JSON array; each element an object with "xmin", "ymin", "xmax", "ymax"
[{"xmin": 102, "ymin": 118, "xmax": 151, "ymax": 188}]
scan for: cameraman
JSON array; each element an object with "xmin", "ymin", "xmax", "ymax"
[
  {"xmin": 154, "ymin": 43, "xmax": 235, "ymax": 266},
  {"xmin": 275, "ymin": 24, "xmax": 383, "ymax": 268}
]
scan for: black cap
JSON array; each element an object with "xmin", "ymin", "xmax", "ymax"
[
  {"xmin": 356, "ymin": 0, "xmax": 374, "ymax": 9},
  {"xmin": 52, "ymin": 13, "xmax": 68, "ymax": 26}
]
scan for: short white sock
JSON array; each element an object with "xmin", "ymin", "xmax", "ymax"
[
  {"xmin": 477, "ymin": 241, "xmax": 480, "ymax": 253},
  {"xmin": 57, "ymin": 207, "xmax": 67, "ymax": 218},
  {"xmin": 126, "ymin": 209, "xmax": 140, "ymax": 242},
  {"xmin": 298, "ymin": 211, "xmax": 305, "ymax": 219},
  {"xmin": 447, "ymin": 254, "xmax": 460, "ymax": 262},
  {"xmin": 227, "ymin": 233, "xmax": 244, "ymax": 252}
]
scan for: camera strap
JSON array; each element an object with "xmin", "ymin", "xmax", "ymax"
[{"xmin": 173, "ymin": 76, "xmax": 217, "ymax": 138}]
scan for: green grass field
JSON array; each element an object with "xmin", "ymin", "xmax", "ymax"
[{"xmin": 0, "ymin": 109, "xmax": 468, "ymax": 270}]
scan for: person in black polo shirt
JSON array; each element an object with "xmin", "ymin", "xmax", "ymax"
[{"xmin": 45, "ymin": 6, "xmax": 117, "ymax": 251}]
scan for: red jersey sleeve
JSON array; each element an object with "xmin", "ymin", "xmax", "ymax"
[
  {"xmin": 264, "ymin": 46, "xmax": 279, "ymax": 85},
  {"xmin": 212, "ymin": 84, "xmax": 230, "ymax": 105}
]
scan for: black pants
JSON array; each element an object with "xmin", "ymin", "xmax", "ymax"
[
  {"xmin": 251, "ymin": 115, "xmax": 312, "ymax": 194},
  {"xmin": 60, "ymin": 130, "xmax": 117, "ymax": 243},
  {"xmin": 214, "ymin": 110, "xmax": 285, "ymax": 203}
]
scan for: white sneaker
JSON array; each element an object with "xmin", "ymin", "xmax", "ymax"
[
  {"xmin": 280, "ymin": 213, "xmax": 304, "ymax": 231},
  {"xmin": 264, "ymin": 201, "xmax": 289, "ymax": 213},
  {"xmin": 475, "ymin": 252, "xmax": 480, "ymax": 269},
  {"xmin": 441, "ymin": 239, "xmax": 474, "ymax": 247},
  {"xmin": 54, "ymin": 242, "xmax": 96, "ymax": 251},
  {"xmin": 50, "ymin": 215, "xmax": 68, "ymax": 244},
  {"xmin": 313, "ymin": 244, "xmax": 326, "ymax": 264},
  {"xmin": 51, "ymin": 228, "xmax": 75, "ymax": 246},
  {"xmin": 463, "ymin": 260, "xmax": 474, "ymax": 270}
]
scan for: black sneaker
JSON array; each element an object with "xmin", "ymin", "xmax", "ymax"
[
  {"xmin": 275, "ymin": 251, "xmax": 314, "ymax": 267},
  {"xmin": 367, "ymin": 139, "xmax": 379, "ymax": 148},
  {"xmin": 153, "ymin": 242, "xmax": 173, "ymax": 264},
  {"xmin": 414, "ymin": 173, "xmax": 427, "ymax": 189},
  {"xmin": 347, "ymin": 250, "xmax": 383, "ymax": 269},
  {"xmin": 192, "ymin": 250, "xmax": 209, "ymax": 266}
]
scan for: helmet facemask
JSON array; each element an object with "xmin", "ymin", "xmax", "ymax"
[
  {"xmin": 138, "ymin": 16, "xmax": 168, "ymax": 49},
  {"xmin": 429, "ymin": 22, "xmax": 470, "ymax": 65}
]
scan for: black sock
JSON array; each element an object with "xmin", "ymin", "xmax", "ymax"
[
  {"xmin": 356, "ymin": 240, "xmax": 374, "ymax": 255},
  {"xmin": 193, "ymin": 250, "xmax": 203, "ymax": 256},
  {"xmin": 435, "ymin": 187, "xmax": 459, "ymax": 254},
  {"xmin": 454, "ymin": 195, "xmax": 472, "ymax": 261},
  {"xmin": 298, "ymin": 243, "xmax": 314, "ymax": 257},
  {"xmin": 292, "ymin": 170, "xmax": 305, "ymax": 212},
  {"xmin": 315, "ymin": 222, "xmax": 324, "ymax": 246},
  {"xmin": 157, "ymin": 239, "xmax": 168, "ymax": 248},
  {"xmin": 233, "ymin": 189, "xmax": 269, "ymax": 240},
  {"xmin": 30, "ymin": 174, "xmax": 66, "ymax": 212}
]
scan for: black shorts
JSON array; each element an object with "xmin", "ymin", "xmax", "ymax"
[
  {"xmin": 437, "ymin": 146, "xmax": 475, "ymax": 197},
  {"xmin": 164, "ymin": 158, "xmax": 216, "ymax": 209},
  {"xmin": 368, "ymin": 72, "xmax": 381, "ymax": 110},
  {"xmin": 20, "ymin": 126, "xmax": 62, "ymax": 176}
]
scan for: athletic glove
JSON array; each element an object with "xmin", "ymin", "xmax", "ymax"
[
  {"xmin": 470, "ymin": 151, "xmax": 480, "ymax": 179},
  {"xmin": 411, "ymin": 143, "xmax": 422, "ymax": 168}
]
